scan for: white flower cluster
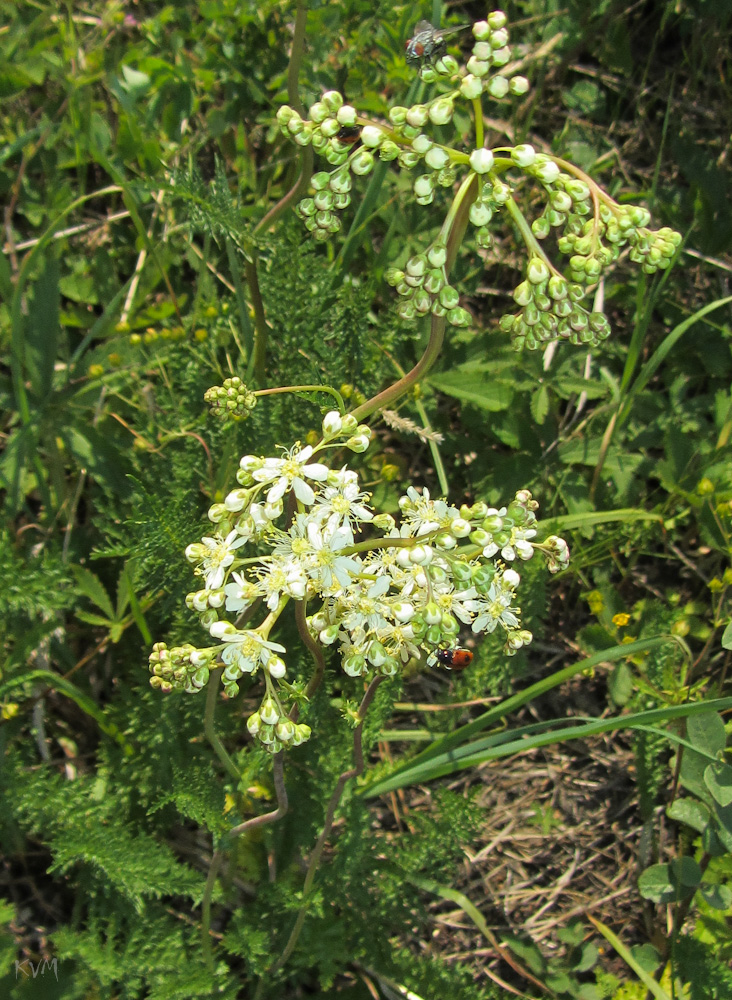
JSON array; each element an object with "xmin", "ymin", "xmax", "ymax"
[{"xmin": 149, "ymin": 412, "xmax": 569, "ymax": 752}]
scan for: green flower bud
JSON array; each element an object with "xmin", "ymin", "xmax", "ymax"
[
  {"xmin": 447, "ymin": 307, "xmax": 471, "ymax": 327},
  {"xmin": 439, "ymin": 285, "xmax": 460, "ymax": 309},
  {"xmin": 321, "ymin": 90, "xmax": 343, "ymax": 112},
  {"xmin": 336, "ymin": 104, "xmax": 357, "ymax": 125},
  {"xmin": 460, "ymin": 74, "xmax": 483, "ymax": 99},
  {"xmin": 527, "ymin": 258, "xmax": 550, "ymax": 284},
  {"xmin": 469, "ymin": 202, "xmax": 492, "ymax": 227},
  {"xmin": 379, "ymin": 140, "xmax": 400, "ymax": 161},
  {"xmin": 406, "ymin": 104, "xmax": 429, "ymax": 127},
  {"xmin": 429, "ymin": 99, "xmax": 454, "ymax": 125},
  {"xmin": 427, "ymin": 243, "xmax": 448, "ymax": 268},
  {"xmin": 469, "ymin": 148, "xmax": 494, "ymax": 174},
  {"xmin": 509, "ymin": 75, "xmax": 530, "ymax": 95},
  {"xmin": 425, "ymin": 146, "xmax": 450, "ymax": 170},
  {"xmin": 351, "ymin": 150, "xmax": 375, "ymax": 175},
  {"xmin": 486, "ymin": 75, "xmax": 509, "ymax": 98}
]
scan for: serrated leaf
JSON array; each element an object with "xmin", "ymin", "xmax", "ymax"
[
  {"xmin": 699, "ymin": 883, "xmax": 732, "ymax": 911},
  {"xmin": 666, "ymin": 797, "xmax": 710, "ymax": 833},
  {"xmin": 530, "ymin": 383, "xmax": 549, "ymax": 424},
  {"xmin": 686, "ymin": 711, "xmax": 726, "ymax": 755},
  {"xmin": 705, "ymin": 761, "xmax": 732, "ymax": 807},
  {"xmin": 427, "ymin": 371, "xmax": 514, "ymax": 411},
  {"xmin": 71, "ymin": 565, "xmax": 115, "ymax": 617},
  {"xmin": 76, "ymin": 610, "xmax": 115, "ymax": 628}
]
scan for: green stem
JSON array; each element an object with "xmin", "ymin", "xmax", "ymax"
[
  {"xmin": 263, "ymin": 677, "xmax": 385, "ymax": 989},
  {"xmin": 472, "ymin": 96, "xmax": 484, "ymax": 150},
  {"xmin": 225, "ymin": 236, "xmax": 254, "ymax": 363},
  {"xmin": 255, "ymin": 383, "xmax": 346, "ymax": 411},
  {"xmin": 504, "ymin": 194, "xmax": 558, "ymax": 273},
  {"xmin": 203, "ymin": 669, "xmax": 241, "ymax": 783},
  {"xmin": 244, "ymin": 256, "xmax": 269, "ymax": 383}
]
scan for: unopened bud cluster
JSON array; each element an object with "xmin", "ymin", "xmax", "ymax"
[
  {"xmin": 204, "ymin": 377, "xmax": 257, "ymax": 420},
  {"xmin": 386, "ymin": 242, "xmax": 471, "ymax": 325},
  {"xmin": 276, "ymin": 12, "xmax": 679, "ymax": 351},
  {"xmin": 527, "ymin": 158, "xmax": 681, "ymax": 280},
  {"xmin": 148, "ymin": 410, "xmax": 568, "ymax": 749},
  {"xmin": 500, "ymin": 255, "xmax": 612, "ymax": 350}
]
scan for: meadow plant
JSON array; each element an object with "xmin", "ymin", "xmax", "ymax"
[{"xmin": 146, "ymin": 9, "xmax": 680, "ymax": 985}]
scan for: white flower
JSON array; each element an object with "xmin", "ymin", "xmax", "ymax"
[
  {"xmin": 198, "ymin": 530, "xmax": 247, "ymax": 589},
  {"xmin": 304, "ymin": 520, "xmax": 361, "ymax": 590},
  {"xmin": 219, "ymin": 631, "xmax": 286, "ymax": 679},
  {"xmin": 251, "ymin": 444, "xmax": 329, "ymax": 505},
  {"xmin": 309, "ymin": 477, "xmax": 373, "ymax": 533},
  {"xmin": 224, "ymin": 571, "xmax": 260, "ymax": 613},
  {"xmin": 467, "ymin": 581, "xmax": 520, "ymax": 634}
]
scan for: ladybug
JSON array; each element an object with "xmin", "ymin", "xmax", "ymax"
[
  {"xmin": 405, "ymin": 20, "xmax": 466, "ymax": 66},
  {"xmin": 336, "ymin": 125, "xmax": 362, "ymax": 146},
  {"xmin": 436, "ymin": 648, "xmax": 474, "ymax": 671}
]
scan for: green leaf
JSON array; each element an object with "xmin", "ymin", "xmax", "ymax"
[
  {"xmin": 705, "ymin": 762, "xmax": 732, "ymax": 807},
  {"xmin": 666, "ymin": 797, "xmax": 710, "ymax": 833},
  {"xmin": 427, "ymin": 370, "xmax": 514, "ymax": 411},
  {"xmin": 722, "ymin": 621, "xmax": 732, "ymax": 650},
  {"xmin": 687, "ymin": 711, "xmax": 726, "ymax": 756},
  {"xmin": 638, "ymin": 863, "xmax": 679, "ymax": 904},
  {"xmin": 25, "ymin": 253, "xmax": 61, "ymax": 401},
  {"xmin": 669, "ymin": 856, "xmax": 702, "ymax": 889},
  {"xmin": 71, "ymin": 565, "xmax": 115, "ymax": 618},
  {"xmin": 608, "ymin": 662, "xmax": 633, "ymax": 706},
  {"xmin": 530, "ymin": 383, "xmax": 549, "ymax": 424},
  {"xmin": 699, "ymin": 883, "xmax": 732, "ymax": 911}
]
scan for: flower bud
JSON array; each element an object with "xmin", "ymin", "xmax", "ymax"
[
  {"xmin": 429, "ymin": 99, "xmax": 454, "ymax": 125},
  {"xmin": 276, "ymin": 720, "xmax": 295, "ymax": 742},
  {"xmin": 469, "ymin": 148, "xmax": 494, "ymax": 174},
  {"xmin": 361, "ymin": 125, "xmax": 384, "ymax": 148},
  {"xmin": 247, "ymin": 711, "xmax": 261, "ymax": 735},
  {"xmin": 336, "ymin": 104, "xmax": 357, "ymax": 125},
  {"xmin": 260, "ymin": 698, "xmax": 279, "ymax": 725},
  {"xmin": 406, "ymin": 104, "xmax": 429, "ymax": 127},
  {"xmin": 322, "ymin": 410, "xmax": 343, "ymax": 437},
  {"xmin": 351, "ymin": 150, "xmax": 375, "ymax": 175},
  {"xmin": 467, "ymin": 57, "xmax": 490, "ymax": 77},
  {"xmin": 346, "ymin": 434, "xmax": 370, "ymax": 453},
  {"xmin": 509, "ymin": 76, "xmax": 530, "ymax": 95},
  {"xmin": 460, "ymin": 74, "xmax": 483, "ymax": 99},
  {"xmin": 486, "ymin": 75, "xmax": 509, "ymax": 98},
  {"xmin": 473, "ymin": 20, "xmax": 490, "ymax": 39},
  {"xmin": 424, "ymin": 602, "xmax": 441, "ymax": 625},
  {"xmin": 425, "ymin": 146, "xmax": 450, "ymax": 170}
]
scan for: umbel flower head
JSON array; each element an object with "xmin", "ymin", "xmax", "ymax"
[
  {"xmin": 149, "ymin": 412, "xmax": 569, "ymax": 753},
  {"xmin": 276, "ymin": 12, "xmax": 680, "ymax": 350}
]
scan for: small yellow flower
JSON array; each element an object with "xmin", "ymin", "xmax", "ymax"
[
  {"xmin": 612, "ymin": 612, "xmax": 630, "ymax": 627},
  {"xmin": 88, "ymin": 363, "xmax": 104, "ymax": 378}
]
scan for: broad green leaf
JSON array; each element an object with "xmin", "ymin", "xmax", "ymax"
[
  {"xmin": 699, "ymin": 883, "xmax": 732, "ymax": 911},
  {"xmin": 722, "ymin": 622, "xmax": 732, "ymax": 651},
  {"xmin": 666, "ymin": 798, "xmax": 710, "ymax": 834},
  {"xmin": 427, "ymin": 371, "xmax": 514, "ymax": 411},
  {"xmin": 638, "ymin": 863, "xmax": 684, "ymax": 904},
  {"xmin": 687, "ymin": 712, "xmax": 726, "ymax": 755},
  {"xmin": 705, "ymin": 762, "xmax": 732, "ymax": 807},
  {"xmin": 669, "ymin": 856, "xmax": 702, "ymax": 889}
]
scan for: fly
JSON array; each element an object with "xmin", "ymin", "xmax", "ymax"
[{"xmin": 405, "ymin": 20, "xmax": 467, "ymax": 66}]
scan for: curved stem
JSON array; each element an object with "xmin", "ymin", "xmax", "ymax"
[
  {"xmin": 255, "ymin": 383, "xmax": 346, "ymax": 411},
  {"xmin": 204, "ymin": 668, "xmax": 241, "ymax": 783},
  {"xmin": 202, "ymin": 754, "xmax": 288, "ymax": 966},
  {"xmin": 350, "ymin": 313, "xmax": 447, "ymax": 423},
  {"xmin": 264, "ymin": 676, "xmax": 385, "ymax": 986},
  {"xmin": 228, "ymin": 751, "xmax": 288, "ymax": 837}
]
